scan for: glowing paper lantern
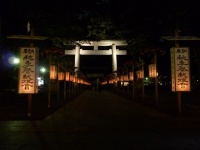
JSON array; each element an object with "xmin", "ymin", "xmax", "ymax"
[
  {"xmin": 148, "ymin": 64, "xmax": 157, "ymax": 78},
  {"xmin": 129, "ymin": 71, "xmax": 134, "ymax": 81},
  {"xmin": 124, "ymin": 75, "xmax": 129, "ymax": 81},
  {"xmin": 136, "ymin": 70, "xmax": 144, "ymax": 79},
  {"xmin": 114, "ymin": 77, "xmax": 117, "ymax": 83},
  {"xmin": 120, "ymin": 75, "xmax": 123, "ymax": 81},
  {"xmin": 109, "ymin": 79, "xmax": 113, "ymax": 84},
  {"xmin": 65, "ymin": 72, "xmax": 70, "ymax": 81},
  {"xmin": 50, "ymin": 65, "xmax": 57, "ymax": 80},
  {"xmin": 80, "ymin": 79, "xmax": 83, "ymax": 84},
  {"xmin": 70, "ymin": 75, "xmax": 74, "ymax": 82},
  {"xmin": 73, "ymin": 76, "xmax": 77, "ymax": 83},
  {"xmin": 58, "ymin": 72, "xmax": 64, "ymax": 80}
]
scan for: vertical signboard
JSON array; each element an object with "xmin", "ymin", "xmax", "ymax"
[
  {"xmin": 174, "ymin": 47, "xmax": 191, "ymax": 91},
  {"xmin": 148, "ymin": 64, "xmax": 157, "ymax": 78},
  {"xmin": 18, "ymin": 47, "xmax": 38, "ymax": 94}
]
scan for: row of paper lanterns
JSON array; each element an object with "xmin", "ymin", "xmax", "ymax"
[
  {"xmin": 102, "ymin": 64, "xmax": 157, "ymax": 84},
  {"xmin": 50, "ymin": 65, "xmax": 90, "ymax": 85}
]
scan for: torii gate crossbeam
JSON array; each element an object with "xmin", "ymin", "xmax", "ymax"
[{"xmin": 65, "ymin": 40, "xmax": 127, "ymax": 75}]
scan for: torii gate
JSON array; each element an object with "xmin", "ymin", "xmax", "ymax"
[{"xmin": 65, "ymin": 40, "xmax": 127, "ymax": 75}]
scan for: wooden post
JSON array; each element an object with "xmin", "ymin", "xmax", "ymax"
[
  {"xmin": 142, "ymin": 60, "xmax": 145, "ymax": 101},
  {"xmin": 175, "ymin": 28, "xmax": 182, "ymax": 113},
  {"xmin": 48, "ymin": 55, "xmax": 51, "ymax": 108},
  {"xmin": 27, "ymin": 28, "xmax": 35, "ymax": 117},
  {"xmin": 7, "ymin": 24, "xmax": 48, "ymax": 116},
  {"xmin": 154, "ymin": 52, "xmax": 159, "ymax": 105},
  {"xmin": 69, "ymin": 75, "xmax": 71, "ymax": 97},
  {"xmin": 177, "ymin": 92, "xmax": 182, "ymax": 113},
  {"xmin": 57, "ymin": 62, "xmax": 60, "ymax": 102},
  {"xmin": 28, "ymin": 94, "xmax": 32, "ymax": 117},
  {"xmin": 122, "ymin": 71, "xmax": 125, "ymax": 93},
  {"xmin": 72, "ymin": 80, "xmax": 74, "ymax": 96},
  {"xmin": 132, "ymin": 64, "xmax": 135, "ymax": 100},
  {"xmin": 64, "ymin": 71, "xmax": 66, "ymax": 100}
]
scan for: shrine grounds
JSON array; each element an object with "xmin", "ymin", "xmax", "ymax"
[
  {"xmin": 0, "ymin": 84, "xmax": 200, "ymax": 120},
  {"xmin": 1, "ymin": 85, "xmax": 200, "ymax": 149}
]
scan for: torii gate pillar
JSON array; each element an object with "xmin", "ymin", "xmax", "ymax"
[
  {"xmin": 74, "ymin": 44, "xmax": 80, "ymax": 74},
  {"xmin": 112, "ymin": 44, "xmax": 117, "ymax": 74}
]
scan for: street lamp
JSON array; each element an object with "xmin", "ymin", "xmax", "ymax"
[
  {"xmin": 8, "ymin": 56, "xmax": 20, "ymax": 65},
  {"xmin": 40, "ymin": 67, "xmax": 46, "ymax": 73}
]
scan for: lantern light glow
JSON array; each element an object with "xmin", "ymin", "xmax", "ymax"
[
  {"xmin": 148, "ymin": 64, "xmax": 157, "ymax": 78},
  {"xmin": 129, "ymin": 72, "xmax": 134, "ymax": 81},
  {"xmin": 66, "ymin": 72, "xmax": 70, "ymax": 81},
  {"xmin": 58, "ymin": 72, "xmax": 64, "ymax": 80},
  {"xmin": 50, "ymin": 65, "xmax": 57, "ymax": 80}
]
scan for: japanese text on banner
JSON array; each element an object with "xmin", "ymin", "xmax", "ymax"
[
  {"xmin": 174, "ymin": 47, "xmax": 190, "ymax": 91},
  {"xmin": 18, "ymin": 47, "xmax": 38, "ymax": 93}
]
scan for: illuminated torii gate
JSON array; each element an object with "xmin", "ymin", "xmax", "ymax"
[{"xmin": 65, "ymin": 40, "xmax": 127, "ymax": 75}]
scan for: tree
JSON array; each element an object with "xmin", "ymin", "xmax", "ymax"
[{"xmin": 87, "ymin": 16, "xmax": 121, "ymax": 40}]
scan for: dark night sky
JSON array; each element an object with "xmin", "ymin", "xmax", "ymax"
[
  {"xmin": 1, "ymin": 0, "xmax": 200, "ymax": 77},
  {"xmin": 1, "ymin": 0, "xmax": 200, "ymax": 36}
]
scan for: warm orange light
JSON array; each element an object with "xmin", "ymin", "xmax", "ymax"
[
  {"xmin": 73, "ymin": 76, "xmax": 77, "ymax": 83},
  {"xmin": 136, "ymin": 70, "xmax": 144, "ymax": 79},
  {"xmin": 77, "ymin": 78, "xmax": 80, "ymax": 83},
  {"xmin": 114, "ymin": 77, "xmax": 117, "ymax": 82},
  {"xmin": 50, "ymin": 65, "xmax": 57, "ymax": 80},
  {"xmin": 65, "ymin": 72, "xmax": 70, "ymax": 81},
  {"xmin": 171, "ymin": 47, "xmax": 191, "ymax": 91},
  {"xmin": 80, "ymin": 79, "xmax": 83, "ymax": 84},
  {"xmin": 70, "ymin": 75, "xmax": 74, "ymax": 82},
  {"xmin": 58, "ymin": 72, "xmax": 64, "ymax": 80},
  {"xmin": 124, "ymin": 75, "xmax": 129, "ymax": 81},
  {"xmin": 148, "ymin": 64, "xmax": 157, "ymax": 78},
  {"xmin": 129, "ymin": 72, "xmax": 134, "ymax": 81},
  {"xmin": 120, "ymin": 75, "xmax": 123, "ymax": 81},
  {"xmin": 18, "ymin": 47, "xmax": 38, "ymax": 94}
]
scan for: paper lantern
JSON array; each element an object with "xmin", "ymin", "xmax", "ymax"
[
  {"xmin": 50, "ymin": 65, "xmax": 57, "ymax": 80},
  {"xmin": 58, "ymin": 72, "xmax": 64, "ymax": 80},
  {"xmin": 129, "ymin": 71, "xmax": 134, "ymax": 81},
  {"xmin": 148, "ymin": 64, "xmax": 157, "ymax": 78},
  {"xmin": 65, "ymin": 72, "xmax": 70, "ymax": 81},
  {"xmin": 124, "ymin": 75, "xmax": 129, "ymax": 81},
  {"xmin": 136, "ymin": 70, "xmax": 144, "ymax": 79},
  {"xmin": 70, "ymin": 75, "xmax": 74, "ymax": 82}
]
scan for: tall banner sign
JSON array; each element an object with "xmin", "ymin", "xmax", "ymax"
[
  {"xmin": 171, "ymin": 47, "xmax": 191, "ymax": 92},
  {"xmin": 18, "ymin": 47, "xmax": 38, "ymax": 94}
]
